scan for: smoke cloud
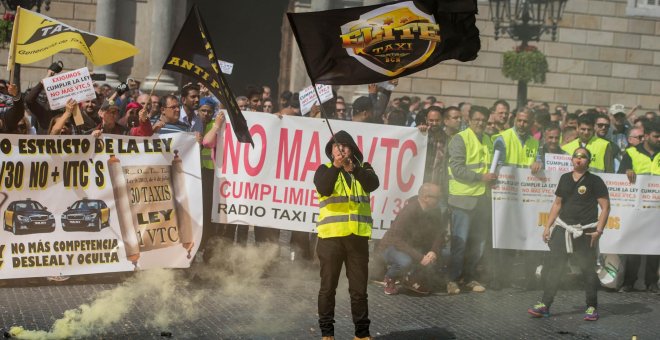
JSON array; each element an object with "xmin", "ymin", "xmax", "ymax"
[{"xmin": 9, "ymin": 237, "xmax": 319, "ymax": 339}]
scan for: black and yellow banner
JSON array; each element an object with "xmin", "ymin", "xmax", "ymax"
[
  {"xmin": 162, "ymin": 5, "xmax": 253, "ymax": 146},
  {"xmin": 9, "ymin": 7, "xmax": 139, "ymax": 66},
  {"xmin": 287, "ymin": 0, "xmax": 480, "ymax": 85}
]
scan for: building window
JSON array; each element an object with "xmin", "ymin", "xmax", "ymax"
[{"xmin": 627, "ymin": 0, "xmax": 660, "ymax": 17}]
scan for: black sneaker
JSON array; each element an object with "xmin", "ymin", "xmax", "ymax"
[{"xmin": 619, "ymin": 285, "xmax": 634, "ymax": 292}]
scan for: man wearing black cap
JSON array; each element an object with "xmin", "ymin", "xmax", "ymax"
[
  {"xmin": 351, "ymin": 96, "xmax": 373, "ymax": 123},
  {"xmin": 314, "ymin": 130, "xmax": 380, "ymax": 340}
]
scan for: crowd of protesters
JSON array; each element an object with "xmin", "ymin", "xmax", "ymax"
[{"xmin": 1, "ymin": 64, "xmax": 658, "ymax": 297}]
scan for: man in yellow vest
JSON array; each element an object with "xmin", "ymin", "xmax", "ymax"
[
  {"xmin": 446, "ymin": 106, "xmax": 497, "ymax": 295},
  {"xmin": 490, "ymin": 107, "xmax": 542, "ymax": 290},
  {"xmin": 618, "ymin": 119, "xmax": 659, "ymax": 293},
  {"xmin": 314, "ymin": 130, "xmax": 380, "ymax": 340},
  {"xmin": 562, "ymin": 115, "xmax": 615, "ymax": 173}
]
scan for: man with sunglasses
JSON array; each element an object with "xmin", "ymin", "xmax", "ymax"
[
  {"xmin": 529, "ymin": 147, "xmax": 610, "ymax": 321},
  {"xmin": 618, "ymin": 119, "xmax": 660, "ymax": 293}
]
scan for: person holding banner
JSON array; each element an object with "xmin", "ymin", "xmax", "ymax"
[
  {"xmin": 314, "ymin": 131, "xmax": 379, "ymax": 340},
  {"xmin": 618, "ymin": 119, "xmax": 660, "ymax": 293},
  {"xmin": 528, "ymin": 147, "xmax": 610, "ymax": 321},
  {"xmin": 446, "ymin": 106, "xmax": 496, "ymax": 295}
]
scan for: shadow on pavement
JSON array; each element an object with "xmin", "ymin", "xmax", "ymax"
[{"xmin": 379, "ymin": 327, "xmax": 456, "ymax": 339}]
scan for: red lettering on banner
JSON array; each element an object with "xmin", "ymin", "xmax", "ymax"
[
  {"xmin": 300, "ymin": 131, "xmax": 322, "ymax": 182},
  {"xmin": 245, "ymin": 182, "xmax": 258, "ymax": 199},
  {"xmin": 223, "ymin": 123, "xmax": 239, "ymax": 174},
  {"xmin": 244, "ymin": 124, "xmax": 267, "ymax": 176},
  {"xmin": 397, "ymin": 140, "xmax": 417, "ymax": 192},
  {"xmin": 222, "ymin": 123, "xmax": 267, "ymax": 176},
  {"xmin": 260, "ymin": 184, "xmax": 272, "ymax": 200},
  {"xmin": 356, "ymin": 136, "xmax": 378, "ymax": 164},
  {"xmin": 380, "ymin": 138, "xmax": 399, "ymax": 190},
  {"xmin": 277, "ymin": 128, "xmax": 303, "ymax": 180}
]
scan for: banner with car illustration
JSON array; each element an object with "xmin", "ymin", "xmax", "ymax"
[{"xmin": 0, "ymin": 133, "xmax": 202, "ymax": 279}]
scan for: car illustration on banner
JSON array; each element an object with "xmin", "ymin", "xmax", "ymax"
[
  {"xmin": 61, "ymin": 199, "xmax": 110, "ymax": 232},
  {"xmin": 3, "ymin": 199, "xmax": 56, "ymax": 235}
]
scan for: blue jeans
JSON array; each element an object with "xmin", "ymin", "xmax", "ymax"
[
  {"xmin": 449, "ymin": 197, "xmax": 491, "ymax": 282},
  {"xmin": 382, "ymin": 246, "xmax": 413, "ymax": 279}
]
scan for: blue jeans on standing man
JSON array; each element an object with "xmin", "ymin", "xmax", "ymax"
[{"xmin": 449, "ymin": 196, "xmax": 491, "ymax": 283}]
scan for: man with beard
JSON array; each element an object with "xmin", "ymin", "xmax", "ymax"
[
  {"xmin": 562, "ymin": 115, "xmax": 615, "ymax": 173},
  {"xmin": 179, "ymin": 83, "xmax": 202, "ymax": 133},
  {"xmin": 491, "ymin": 108, "xmax": 542, "ymax": 290},
  {"xmin": 618, "ymin": 119, "xmax": 659, "ymax": 293}
]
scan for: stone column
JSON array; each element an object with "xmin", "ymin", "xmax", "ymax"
[
  {"xmin": 311, "ymin": 0, "xmax": 332, "ymax": 11},
  {"xmin": 93, "ymin": 0, "xmax": 120, "ymax": 85},
  {"xmin": 141, "ymin": 0, "xmax": 178, "ymax": 94}
]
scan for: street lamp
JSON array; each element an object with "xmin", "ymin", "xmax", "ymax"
[{"xmin": 488, "ymin": 0, "xmax": 567, "ymax": 109}]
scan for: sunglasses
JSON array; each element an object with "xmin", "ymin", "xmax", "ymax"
[
  {"xmin": 596, "ymin": 123, "xmax": 610, "ymax": 128},
  {"xmin": 572, "ymin": 153, "xmax": 589, "ymax": 159}
]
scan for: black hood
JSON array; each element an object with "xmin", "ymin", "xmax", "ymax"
[{"xmin": 324, "ymin": 130, "xmax": 364, "ymax": 164}]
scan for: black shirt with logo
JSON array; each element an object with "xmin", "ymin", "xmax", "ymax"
[{"xmin": 555, "ymin": 171, "xmax": 609, "ymax": 225}]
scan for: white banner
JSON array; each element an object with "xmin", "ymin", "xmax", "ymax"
[
  {"xmin": 299, "ymin": 84, "xmax": 333, "ymax": 114},
  {"xmin": 0, "ymin": 133, "xmax": 202, "ymax": 279},
  {"xmin": 492, "ymin": 167, "xmax": 660, "ymax": 254},
  {"xmin": 218, "ymin": 60, "xmax": 233, "ymax": 75},
  {"xmin": 212, "ymin": 112, "xmax": 427, "ymax": 239},
  {"xmin": 544, "ymin": 153, "xmax": 572, "ymax": 173},
  {"xmin": 42, "ymin": 67, "xmax": 96, "ymax": 110}
]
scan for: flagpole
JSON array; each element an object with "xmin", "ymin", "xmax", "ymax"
[
  {"xmin": 147, "ymin": 69, "xmax": 164, "ymax": 98},
  {"xmin": 311, "ymin": 82, "xmax": 336, "ymax": 138},
  {"xmin": 7, "ymin": 6, "xmax": 21, "ymax": 82}
]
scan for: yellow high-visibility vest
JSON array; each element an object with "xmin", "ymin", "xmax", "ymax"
[
  {"xmin": 317, "ymin": 163, "xmax": 372, "ymax": 238},
  {"xmin": 500, "ymin": 128, "xmax": 539, "ymax": 167},
  {"xmin": 562, "ymin": 136, "xmax": 610, "ymax": 172},
  {"xmin": 201, "ymin": 122, "xmax": 214, "ymax": 170},
  {"xmin": 448, "ymin": 128, "xmax": 493, "ymax": 197},
  {"xmin": 626, "ymin": 147, "xmax": 660, "ymax": 175}
]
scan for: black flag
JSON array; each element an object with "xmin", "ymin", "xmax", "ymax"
[
  {"xmin": 163, "ymin": 5, "xmax": 253, "ymax": 146},
  {"xmin": 287, "ymin": 0, "xmax": 480, "ymax": 85}
]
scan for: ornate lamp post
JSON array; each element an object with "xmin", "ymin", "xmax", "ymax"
[{"xmin": 488, "ymin": 0, "xmax": 567, "ymax": 110}]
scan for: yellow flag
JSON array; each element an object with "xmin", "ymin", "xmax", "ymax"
[{"xmin": 10, "ymin": 7, "xmax": 139, "ymax": 66}]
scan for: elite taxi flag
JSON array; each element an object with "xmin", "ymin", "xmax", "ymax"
[
  {"xmin": 9, "ymin": 7, "xmax": 139, "ymax": 66},
  {"xmin": 163, "ymin": 6, "xmax": 253, "ymax": 146},
  {"xmin": 287, "ymin": 0, "xmax": 480, "ymax": 85}
]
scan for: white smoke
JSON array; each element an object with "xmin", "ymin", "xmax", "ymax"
[{"xmin": 9, "ymin": 238, "xmax": 318, "ymax": 339}]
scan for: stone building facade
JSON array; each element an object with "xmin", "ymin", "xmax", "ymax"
[
  {"xmin": 1, "ymin": 0, "xmax": 658, "ymax": 112},
  {"xmin": 283, "ymin": 0, "xmax": 660, "ymax": 112}
]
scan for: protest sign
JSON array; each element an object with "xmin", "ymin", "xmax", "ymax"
[
  {"xmin": 42, "ymin": 67, "xmax": 96, "ymax": 110},
  {"xmin": 0, "ymin": 133, "xmax": 202, "ymax": 279},
  {"xmin": 492, "ymin": 167, "xmax": 660, "ymax": 254},
  {"xmin": 212, "ymin": 111, "xmax": 427, "ymax": 239},
  {"xmin": 299, "ymin": 84, "xmax": 333, "ymax": 114},
  {"xmin": 219, "ymin": 60, "xmax": 234, "ymax": 75},
  {"xmin": 544, "ymin": 153, "xmax": 572, "ymax": 173}
]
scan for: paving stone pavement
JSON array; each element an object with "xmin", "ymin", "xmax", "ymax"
[{"xmin": 1, "ymin": 262, "xmax": 658, "ymax": 340}]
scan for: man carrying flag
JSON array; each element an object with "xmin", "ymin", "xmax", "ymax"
[
  {"xmin": 162, "ymin": 5, "xmax": 252, "ymax": 146},
  {"xmin": 288, "ymin": 1, "xmax": 480, "ymax": 338}
]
